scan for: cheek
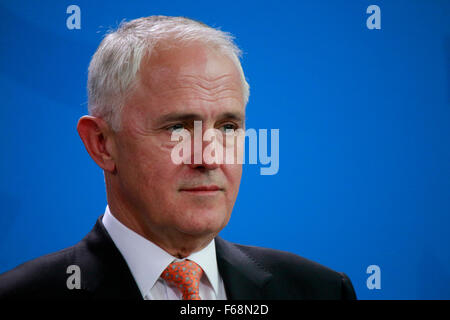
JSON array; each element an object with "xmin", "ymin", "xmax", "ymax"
[
  {"xmin": 118, "ymin": 139, "xmax": 178, "ymax": 188},
  {"xmin": 139, "ymin": 144, "xmax": 180, "ymax": 183},
  {"xmin": 224, "ymin": 164, "xmax": 242, "ymax": 194}
]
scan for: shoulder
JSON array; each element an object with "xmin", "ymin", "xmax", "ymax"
[
  {"xmin": 0, "ymin": 217, "xmax": 143, "ymax": 300},
  {"xmin": 224, "ymin": 240, "xmax": 356, "ymax": 299},
  {"xmin": 235, "ymin": 243, "xmax": 338, "ymax": 279},
  {"xmin": 0, "ymin": 244, "xmax": 89, "ymax": 299}
]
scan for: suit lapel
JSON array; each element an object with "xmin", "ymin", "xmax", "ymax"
[
  {"xmin": 215, "ymin": 236, "xmax": 273, "ymax": 300},
  {"xmin": 77, "ymin": 216, "xmax": 143, "ymax": 299}
]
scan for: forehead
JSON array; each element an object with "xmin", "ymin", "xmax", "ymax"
[
  {"xmin": 128, "ymin": 43, "xmax": 244, "ymax": 120},
  {"xmin": 141, "ymin": 43, "xmax": 241, "ymax": 86}
]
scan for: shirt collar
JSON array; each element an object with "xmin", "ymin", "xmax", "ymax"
[{"xmin": 102, "ymin": 206, "xmax": 221, "ymax": 298}]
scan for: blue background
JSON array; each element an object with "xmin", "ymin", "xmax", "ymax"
[{"xmin": 1, "ymin": 0, "xmax": 449, "ymax": 299}]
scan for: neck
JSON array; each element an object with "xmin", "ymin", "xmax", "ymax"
[{"xmin": 105, "ymin": 183, "xmax": 215, "ymax": 258}]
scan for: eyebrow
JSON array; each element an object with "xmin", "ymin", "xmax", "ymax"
[{"xmin": 155, "ymin": 111, "xmax": 245, "ymax": 124}]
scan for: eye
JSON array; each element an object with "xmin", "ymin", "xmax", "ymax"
[
  {"xmin": 220, "ymin": 123, "xmax": 238, "ymax": 132},
  {"xmin": 167, "ymin": 123, "xmax": 185, "ymax": 132}
]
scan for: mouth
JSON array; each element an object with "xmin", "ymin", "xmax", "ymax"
[{"xmin": 179, "ymin": 185, "xmax": 223, "ymax": 195}]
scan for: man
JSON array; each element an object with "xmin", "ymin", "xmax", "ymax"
[{"xmin": 0, "ymin": 16, "xmax": 356, "ymax": 300}]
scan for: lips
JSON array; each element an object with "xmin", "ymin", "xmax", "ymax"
[{"xmin": 180, "ymin": 185, "xmax": 221, "ymax": 192}]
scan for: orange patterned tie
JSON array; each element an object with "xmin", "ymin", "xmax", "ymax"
[{"xmin": 161, "ymin": 259, "xmax": 203, "ymax": 300}]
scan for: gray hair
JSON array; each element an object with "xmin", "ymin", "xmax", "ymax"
[{"xmin": 87, "ymin": 15, "xmax": 250, "ymax": 131}]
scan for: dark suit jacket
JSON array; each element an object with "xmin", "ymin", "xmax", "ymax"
[{"xmin": 0, "ymin": 216, "xmax": 356, "ymax": 300}]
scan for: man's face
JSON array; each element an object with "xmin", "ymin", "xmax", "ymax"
[{"xmin": 111, "ymin": 44, "xmax": 245, "ymax": 241}]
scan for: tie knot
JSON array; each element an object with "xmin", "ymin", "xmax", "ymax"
[{"xmin": 161, "ymin": 259, "xmax": 204, "ymax": 300}]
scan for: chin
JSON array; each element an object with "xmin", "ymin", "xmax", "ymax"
[{"xmin": 177, "ymin": 207, "xmax": 230, "ymax": 236}]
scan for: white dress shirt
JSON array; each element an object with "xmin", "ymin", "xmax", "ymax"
[{"xmin": 102, "ymin": 206, "xmax": 227, "ymax": 300}]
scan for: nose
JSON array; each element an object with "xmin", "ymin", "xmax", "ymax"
[
  {"xmin": 189, "ymin": 159, "xmax": 220, "ymax": 170},
  {"xmin": 188, "ymin": 124, "xmax": 222, "ymax": 171}
]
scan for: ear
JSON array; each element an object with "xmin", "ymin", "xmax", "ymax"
[{"xmin": 77, "ymin": 116, "xmax": 116, "ymax": 173}]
